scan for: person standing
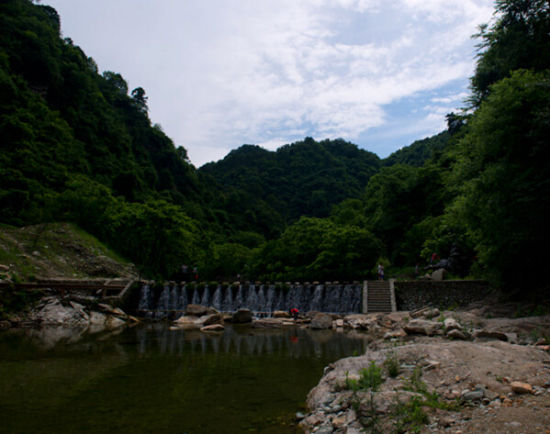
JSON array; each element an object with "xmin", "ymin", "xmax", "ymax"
[{"xmin": 378, "ymin": 263, "xmax": 384, "ymax": 280}]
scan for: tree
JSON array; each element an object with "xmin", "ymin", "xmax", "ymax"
[
  {"xmin": 471, "ymin": 0, "xmax": 550, "ymax": 104},
  {"xmin": 131, "ymin": 86, "xmax": 148, "ymax": 112},
  {"xmin": 451, "ymin": 70, "xmax": 550, "ymax": 290}
]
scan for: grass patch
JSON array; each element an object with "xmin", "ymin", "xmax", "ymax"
[
  {"xmin": 383, "ymin": 352, "xmax": 400, "ymax": 378},
  {"xmin": 345, "ymin": 361, "xmax": 384, "ymax": 392},
  {"xmin": 394, "ymin": 367, "xmax": 459, "ymax": 433}
]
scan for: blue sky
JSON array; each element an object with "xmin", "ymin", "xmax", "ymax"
[{"xmin": 43, "ymin": 0, "xmax": 495, "ymax": 167}]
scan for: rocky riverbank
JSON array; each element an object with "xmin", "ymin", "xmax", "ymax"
[
  {"xmin": 296, "ymin": 307, "xmax": 550, "ymax": 433},
  {"xmin": 0, "ymin": 292, "xmax": 139, "ymax": 347}
]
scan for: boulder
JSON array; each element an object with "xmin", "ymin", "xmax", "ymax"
[
  {"xmin": 446, "ymin": 329, "xmax": 468, "ymax": 340},
  {"xmin": 112, "ymin": 307, "xmax": 127, "ymax": 317},
  {"xmin": 334, "ymin": 319, "xmax": 344, "ymax": 328},
  {"xmin": 423, "ymin": 308, "xmax": 440, "ymax": 319},
  {"xmin": 310, "ymin": 313, "xmax": 333, "ymax": 330},
  {"xmin": 344, "ymin": 314, "xmax": 372, "ymax": 330},
  {"xmin": 105, "ymin": 315, "xmax": 126, "ymax": 330},
  {"xmin": 410, "ymin": 306, "xmax": 431, "ymax": 318},
  {"xmin": 232, "ymin": 309, "xmax": 253, "ymax": 323},
  {"xmin": 444, "ymin": 318, "xmax": 461, "ymax": 332},
  {"xmin": 200, "ymin": 324, "xmax": 225, "ymax": 333},
  {"xmin": 88, "ymin": 311, "xmax": 107, "ymax": 334},
  {"xmin": 174, "ymin": 315, "xmax": 198, "ymax": 324},
  {"xmin": 403, "ymin": 319, "xmax": 442, "ymax": 336},
  {"xmin": 384, "ymin": 328, "xmax": 407, "ymax": 339},
  {"xmin": 252, "ymin": 318, "xmax": 284, "ymax": 328},
  {"xmin": 98, "ymin": 303, "xmax": 115, "ymax": 313},
  {"xmin": 473, "ymin": 329, "xmax": 508, "ymax": 341},
  {"xmin": 431, "ymin": 268, "xmax": 447, "ymax": 281},
  {"xmin": 510, "ymin": 381, "xmax": 533, "ymax": 394},
  {"xmin": 197, "ymin": 313, "xmax": 223, "ymax": 326},
  {"xmin": 462, "ymin": 389, "xmax": 484, "ymax": 401},
  {"xmin": 185, "ymin": 304, "xmax": 209, "ymax": 316},
  {"xmin": 35, "ymin": 298, "xmax": 89, "ymax": 328},
  {"xmin": 273, "ymin": 310, "xmax": 291, "ymax": 318}
]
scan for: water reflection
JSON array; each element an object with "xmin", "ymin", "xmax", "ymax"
[
  {"xmin": 0, "ymin": 324, "xmax": 370, "ymax": 433},
  {"xmin": 135, "ymin": 323, "xmax": 369, "ymax": 359}
]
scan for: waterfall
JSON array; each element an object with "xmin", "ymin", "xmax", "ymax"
[
  {"xmin": 211, "ymin": 285, "xmax": 223, "ymax": 311},
  {"xmin": 137, "ymin": 282, "xmax": 364, "ymax": 316}
]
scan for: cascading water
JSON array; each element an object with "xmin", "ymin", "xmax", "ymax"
[{"xmin": 138, "ymin": 282, "xmax": 364, "ymax": 317}]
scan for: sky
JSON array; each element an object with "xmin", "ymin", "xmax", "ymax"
[{"xmin": 43, "ymin": 0, "xmax": 495, "ymax": 167}]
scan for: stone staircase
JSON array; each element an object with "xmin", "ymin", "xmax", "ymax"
[{"xmin": 364, "ymin": 280, "xmax": 395, "ymax": 313}]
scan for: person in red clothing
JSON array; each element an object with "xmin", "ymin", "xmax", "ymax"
[{"xmin": 290, "ymin": 308, "xmax": 299, "ymax": 320}]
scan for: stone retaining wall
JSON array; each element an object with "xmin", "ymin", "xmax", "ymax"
[{"xmin": 394, "ymin": 280, "xmax": 490, "ymax": 311}]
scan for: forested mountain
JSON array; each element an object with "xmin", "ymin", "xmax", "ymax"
[
  {"xmin": 200, "ymin": 138, "xmax": 381, "ymax": 222},
  {"xmin": 1, "ymin": 0, "xmax": 549, "ymax": 296},
  {"xmin": 383, "ymin": 131, "xmax": 450, "ymax": 167}
]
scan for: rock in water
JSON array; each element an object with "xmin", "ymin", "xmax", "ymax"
[
  {"xmin": 252, "ymin": 318, "xmax": 284, "ymax": 328},
  {"xmin": 232, "ymin": 309, "xmax": 253, "ymax": 323},
  {"xmin": 198, "ymin": 313, "xmax": 223, "ymax": 326},
  {"xmin": 310, "ymin": 313, "xmax": 333, "ymax": 330},
  {"xmin": 200, "ymin": 324, "xmax": 224, "ymax": 333},
  {"xmin": 185, "ymin": 304, "xmax": 209, "ymax": 316},
  {"xmin": 273, "ymin": 310, "xmax": 290, "ymax": 318}
]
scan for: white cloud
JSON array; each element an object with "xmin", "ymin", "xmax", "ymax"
[{"xmin": 45, "ymin": 0, "xmax": 494, "ymax": 166}]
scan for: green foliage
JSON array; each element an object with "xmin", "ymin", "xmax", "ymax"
[
  {"xmin": 383, "ymin": 352, "xmax": 400, "ymax": 378},
  {"xmin": 470, "ymin": 0, "xmax": 550, "ymax": 104},
  {"xmin": 200, "ymin": 138, "xmax": 381, "ymax": 222},
  {"xmin": 384, "ymin": 131, "xmax": 450, "ymax": 167},
  {"xmin": 449, "ymin": 70, "xmax": 550, "ymax": 289},
  {"xmin": 345, "ymin": 362, "xmax": 384, "ymax": 392},
  {"xmin": 253, "ymin": 217, "xmax": 381, "ymax": 281},
  {"xmin": 394, "ymin": 367, "xmax": 459, "ymax": 433},
  {"xmin": 393, "ymin": 396, "xmax": 430, "ymax": 433},
  {"xmin": 359, "ymin": 362, "xmax": 384, "ymax": 391},
  {"xmin": 1, "ymin": 0, "xmax": 550, "ymax": 291}
]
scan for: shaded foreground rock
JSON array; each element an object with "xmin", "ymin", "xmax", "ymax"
[{"xmin": 301, "ymin": 340, "xmax": 550, "ymax": 433}]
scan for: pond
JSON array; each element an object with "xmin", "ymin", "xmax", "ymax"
[{"xmin": 0, "ymin": 324, "xmax": 370, "ymax": 433}]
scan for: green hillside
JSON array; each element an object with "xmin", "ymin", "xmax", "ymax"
[
  {"xmin": 384, "ymin": 131, "xmax": 450, "ymax": 167},
  {"xmin": 1, "ymin": 0, "xmax": 549, "ymax": 296},
  {"xmin": 201, "ymin": 138, "xmax": 381, "ymax": 222}
]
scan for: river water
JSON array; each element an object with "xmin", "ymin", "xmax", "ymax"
[{"xmin": 0, "ymin": 324, "xmax": 370, "ymax": 433}]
